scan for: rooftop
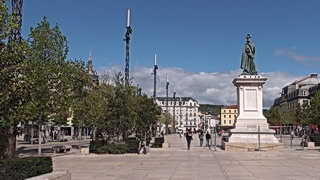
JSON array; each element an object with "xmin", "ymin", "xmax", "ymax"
[
  {"xmin": 156, "ymin": 97, "xmax": 198, "ymax": 102},
  {"xmin": 222, "ymin": 105, "xmax": 238, "ymax": 109}
]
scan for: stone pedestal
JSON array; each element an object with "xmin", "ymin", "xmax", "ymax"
[{"xmin": 224, "ymin": 75, "xmax": 282, "ymax": 151}]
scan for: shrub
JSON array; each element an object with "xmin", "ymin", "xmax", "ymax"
[
  {"xmin": 309, "ymin": 135, "xmax": 320, "ymax": 146},
  {"xmin": 89, "ymin": 140, "xmax": 107, "ymax": 153},
  {"xmin": 0, "ymin": 156, "xmax": 52, "ymax": 180},
  {"xmin": 96, "ymin": 144, "xmax": 129, "ymax": 154},
  {"xmin": 152, "ymin": 137, "xmax": 164, "ymax": 148},
  {"xmin": 127, "ymin": 139, "xmax": 140, "ymax": 153}
]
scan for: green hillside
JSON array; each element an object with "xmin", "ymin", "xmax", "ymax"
[{"xmin": 199, "ymin": 104, "xmax": 223, "ymax": 116}]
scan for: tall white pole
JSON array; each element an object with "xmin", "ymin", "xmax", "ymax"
[
  {"xmin": 154, "ymin": 54, "xmax": 157, "ymax": 65},
  {"xmin": 166, "ymin": 74, "xmax": 168, "ymax": 83},
  {"xmin": 127, "ymin": 9, "xmax": 131, "ymax": 27}
]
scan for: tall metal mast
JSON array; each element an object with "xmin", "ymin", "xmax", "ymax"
[
  {"xmin": 173, "ymin": 89, "xmax": 176, "ymax": 134},
  {"xmin": 165, "ymin": 74, "xmax": 169, "ymax": 134},
  {"xmin": 153, "ymin": 54, "xmax": 158, "ymax": 100},
  {"xmin": 11, "ymin": 0, "xmax": 23, "ymax": 42},
  {"xmin": 124, "ymin": 9, "xmax": 132, "ymax": 86}
]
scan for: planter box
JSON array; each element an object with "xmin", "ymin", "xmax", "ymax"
[{"xmin": 26, "ymin": 171, "xmax": 71, "ymax": 180}]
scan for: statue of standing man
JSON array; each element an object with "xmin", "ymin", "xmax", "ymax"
[{"xmin": 241, "ymin": 34, "xmax": 257, "ymax": 75}]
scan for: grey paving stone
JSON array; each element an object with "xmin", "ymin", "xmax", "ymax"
[{"xmin": 52, "ymin": 134, "xmax": 320, "ymax": 180}]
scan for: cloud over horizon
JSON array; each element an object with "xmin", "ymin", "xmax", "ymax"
[
  {"xmin": 99, "ymin": 66, "xmax": 299, "ymax": 108},
  {"xmin": 274, "ymin": 48, "xmax": 320, "ymax": 62}
]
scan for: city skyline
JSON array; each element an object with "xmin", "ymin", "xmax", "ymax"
[{"xmin": 21, "ymin": 0, "xmax": 320, "ymax": 106}]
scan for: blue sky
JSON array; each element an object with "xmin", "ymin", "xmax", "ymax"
[
  {"xmin": 21, "ymin": 0, "xmax": 320, "ymax": 75},
  {"xmin": 19, "ymin": 0, "xmax": 320, "ymax": 105}
]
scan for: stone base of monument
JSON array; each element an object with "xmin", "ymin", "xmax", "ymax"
[
  {"xmin": 223, "ymin": 75, "xmax": 283, "ymax": 151},
  {"xmin": 223, "ymin": 142, "xmax": 283, "ymax": 151}
]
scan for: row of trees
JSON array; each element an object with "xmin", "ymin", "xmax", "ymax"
[
  {"xmin": 73, "ymin": 73, "xmax": 161, "ymax": 142},
  {"xmin": 266, "ymin": 92, "xmax": 320, "ymax": 126},
  {"xmin": 0, "ymin": 1, "xmax": 161, "ymax": 159}
]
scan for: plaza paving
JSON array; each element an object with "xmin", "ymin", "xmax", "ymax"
[{"xmin": 53, "ymin": 134, "xmax": 320, "ymax": 180}]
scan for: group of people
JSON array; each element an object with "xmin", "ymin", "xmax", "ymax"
[{"xmin": 185, "ymin": 129, "xmax": 212, "ymax": 150}]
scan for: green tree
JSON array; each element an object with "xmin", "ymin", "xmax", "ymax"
[
  {"xmin": 305, "ymin": 92, "xmax": 320, "ymax": 126},
  {"xmin": 107, "ymin": 73, "xmax": 138, "ymax": 141},
  {"xmin": 21, "ymin": 17, "xmax": 71, "ymax": 154},
  {"xmin": 159, "ymin": 114, "xmax": 173, "ymax": 126},
  {"xmin": 135, "ymin": 94, "xmax": 161, "ymax": 143},
  {"xmin": 266, "ymin": 106, "xmax": 282, "ymax": 125},
  {"xmin": 72, "ymin": 84, "xmax": 108, "ymax": 140},
  {"xmin": 0, "ymin": 0, "xmax": 28, "ymax": 159}
]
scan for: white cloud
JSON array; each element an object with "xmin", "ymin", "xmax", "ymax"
[
  {"xmin": 100, "ymin": 66, "xmax": 299, "ymax": 108},
  {"xmin": 274, "ymin": 48, "xmax": 320, "ymax": 62}
]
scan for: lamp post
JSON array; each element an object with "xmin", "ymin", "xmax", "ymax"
[
  {"xmin": 166, "ymin": 74, "xmax": 169, "ymax": 134},
  {"xmin": 173, "ymin": 89, "xmax": 176, "ymax": 134}
]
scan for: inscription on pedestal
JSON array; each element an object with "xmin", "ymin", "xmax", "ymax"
[{"xmin": 244, "ymin": 88, "xmax": 257, "ymax": 111}]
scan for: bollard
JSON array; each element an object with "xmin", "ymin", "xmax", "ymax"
[
  {"xmin": 258, "ymin": 125, "xmax": 261, "ymax": 151},
  {"xmin": 214, "ymin": 127, "xmax": 217, "ymax": 151},
  {"xmin": 280, "ymin": 126, "xmax": 282, "ymax": 143}
]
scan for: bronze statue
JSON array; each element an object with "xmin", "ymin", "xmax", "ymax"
[{"xmin": 241, "ymin": 34, "xmax": 257, "ymax": 75}]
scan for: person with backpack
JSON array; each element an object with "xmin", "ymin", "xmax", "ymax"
[
  {"xmin": 205, "ymin": 131, "xmax": 211, "ymax": 147},
  {"xmin": 186, "ymin": 129, "xmax": 193, "ymax": 150}
]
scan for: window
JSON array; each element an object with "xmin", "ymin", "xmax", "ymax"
[
  {"xmin": 224, "ymin": 120, "xmax": 226, "ymax": 124},
  {"xmin": 224, "ymin": 110, "xmax": 226, "ymax": 113},
  {"xmin": 229, "ymin": 120, "xmax": 231, "ymax": 124},
  {"xmin": 229, "ymin": 115, "xmax": 231, "ymax": 118},
  {"xmin": 224, "ymin": 115, "xmax": 226, "ymax": 118},
  {"xmin": 234, "ymin": 115, "xmax": 237, "ymax": 118},
  {"xmin": 229, "ymin": 110, "xmax": 231, "ymax": 113},
  {"xmin": 234, "ymin": 110, "xmax": 237, "ymax": 113}
]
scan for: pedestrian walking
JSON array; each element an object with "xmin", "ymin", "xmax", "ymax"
[
  {"xmin": 205, "ymin": 131, "xmax": 211, "ymax": 147},
  {"xmin": 186, "ymin": 129, "xmax": 193, "ymax": 150},
  {"xmin": 199, "ymin": 131, "xmax": 204, "ymax": 147}
]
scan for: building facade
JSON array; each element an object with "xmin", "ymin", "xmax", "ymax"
[
  {"xmin": 199, "ymin": 112, "xmax": 220, "ymax": 132},
  {"xmin": 220, "ymin": 105, "xmax": 238, "ymax": 127},
  {"xmin": 273, "ymin": 73, "xmax": 320, "ymax": 111},
  {"xmin": 155, "ymin": 97, "xmax": 200, "ymax": 133}
]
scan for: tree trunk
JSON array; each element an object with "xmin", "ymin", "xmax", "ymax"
[
  {"xmin": 0, "ymin": 126, "xmax": 17, "ymax": 159},
  {"xmin": 122, "ymin": 130, "xmax": 128, "ymax": 142},
  {"xmin": 78, "ymin": 125, "xmax": 82, "ymax": 140},
  {"xmin": 31, "ymin": 123, "xmax": 34, "ymax": 144},
  {"xmin": 92, "ymin": 126, "xmax": 96, "ymax": 141},
  {"xmin": 38, "ymin": 124, "xmax": 42, "ymax": 155}
]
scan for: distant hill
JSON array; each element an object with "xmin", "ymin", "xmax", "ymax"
[{"xmin": 199, "ymin": 104, "xmax": 223, "ymax": 116}]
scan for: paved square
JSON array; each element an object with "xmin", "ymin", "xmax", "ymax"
[{"xmin": 53, "ymin": 135, "xmax": 320, "ymax": 180}]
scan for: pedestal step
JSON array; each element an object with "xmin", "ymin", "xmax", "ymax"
[{"xmin": 222, "ymin": 142, "xmax": 283, "ymax": 151}]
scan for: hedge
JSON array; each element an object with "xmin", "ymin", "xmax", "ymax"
[
  {"xmin": 310, "ymin": 135, "xmax": 320, "ymax": 146},
  {"xmin": 89, "ymin": 140, "xmax": 130, "ymax": 154},
  {"xmin": 152, "ymin": 137, "xmax": 164, "ymax": 148},
  {"xmin": 95, "ymin": 144, "xmax": 129, "ymax": 154},
  {"xmin": 89, "ymin": 140, "xmax": 107, "ymax": 153},
  {"xmin": 127, "ymin": 138, "xmax": 140, "ymax": 153},
  {"xmin": 0, "ymin": 156, "xmax": 52, "ymax": 180}
]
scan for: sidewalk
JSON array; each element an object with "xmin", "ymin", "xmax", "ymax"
[{"xmin": 53, "ymin": 134, "xmax": 320, "ymax": 180}]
